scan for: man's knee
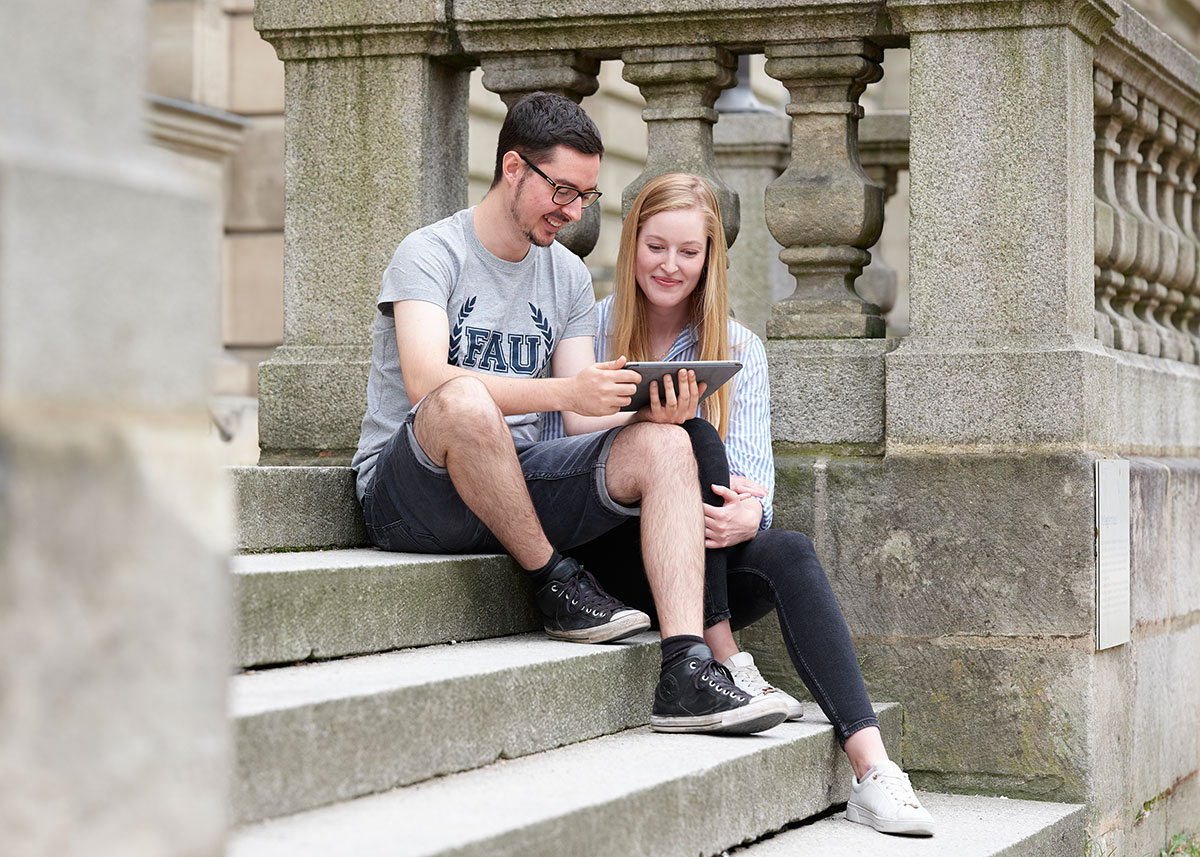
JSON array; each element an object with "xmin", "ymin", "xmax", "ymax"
[{"xmin": 416, "ymin": 376, "xmax": 506, "ymax": 446}]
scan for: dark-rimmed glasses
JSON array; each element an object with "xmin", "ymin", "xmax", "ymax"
[{"xmin": 518, "ymin": 153, "xmax": 603, "ymax": 209}]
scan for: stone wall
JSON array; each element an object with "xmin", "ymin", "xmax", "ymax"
[{"xmin": 1, "ymin": 2, "xmax": 231, "ymax": 856}]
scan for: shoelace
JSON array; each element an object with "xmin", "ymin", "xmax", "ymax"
[
  {"xmin": 558, "ymin": 568, "xmax": 624, "ymax": 616},
  {"xmin": 729, "ymin": 662, "xmax": 775, "ymax": 695},
  {"xmin": 695, "ymin": 659, "xmax": 749, "ymax": 701},
  {"xmin": 869, "ymin": 767, "xmax": 921, "ymax": 808}
]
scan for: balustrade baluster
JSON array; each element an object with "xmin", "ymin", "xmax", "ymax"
[
  {"xmin": 621, "ymin": 46, "xmax": 739, "ymax": 248},
  {"xmin": 481, "ymin": 53, "xmax": 603, "ymax": 258},
  {"xmin": 1177, "ymin": 124, "xmax": 1200, "ymax": 362},
  {"xmin": 1137, "ymin": 105, "xmax": 1180, "ymax": 358},
  {"xmin": 1093, "ymin": 69, "xmax": 1136, "ymax": 349},
  {"xmin": 762, "ymin": 40, "xmax": 885, "ymax": 339},
  {"xmin": 1112, "ymin": 86, "xmax": 1161, "ymax": 355},
  {"xmin": 1158, "ymin": 113, "xmax": 1194, "ymax": 361}
]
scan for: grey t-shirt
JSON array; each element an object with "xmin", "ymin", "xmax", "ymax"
[{"xmin": 352, "ymin": 207, "xmax": 596, "ymax": 501}]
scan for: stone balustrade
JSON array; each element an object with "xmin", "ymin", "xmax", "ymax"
[
  {"xmin": 1094, "ymin": 6, "xmax": 1200, "ymax": 364},
  {"xmin": 253, "ymin": 0, "xmax": 903, "ymax": 460}
]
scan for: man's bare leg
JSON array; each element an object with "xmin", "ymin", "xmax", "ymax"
[
  {"xmin": 412, "ymin": 376, "xmax": 554, "ymax": 569},
  {"xmin": 603, "ymin": 422, "xmax": 705, "ymax": 637}
]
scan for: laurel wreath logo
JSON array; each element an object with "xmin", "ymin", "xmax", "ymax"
[
  {"xmin": 448, "ymin": 296, "xmax": 476, "ymax": 364},
  {"xmin": 529, "ymin": 302, "xmax": 554, "ymax": 352}
]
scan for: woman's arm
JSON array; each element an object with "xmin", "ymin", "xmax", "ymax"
[{"xmin": 717, "ymin": 326, "xmax": 775, "ymax": 529}]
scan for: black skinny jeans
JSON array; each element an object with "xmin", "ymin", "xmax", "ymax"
[{"xmin": 567, "ymin": 419, "xmax": 879, "ymax": 745}]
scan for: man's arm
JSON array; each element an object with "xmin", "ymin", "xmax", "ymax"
[{"xmin": 396, "ymin": 301, "xmax": 638, "ymax": 417}]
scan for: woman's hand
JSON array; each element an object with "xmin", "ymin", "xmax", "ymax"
[
  {"xmin": 728, "ymin": 474, "xmax": 767, "ymax": 500},
  {"xmin": 703, "ymin": 483, "xmax": 763, "ymax": 548},
  {"xmin": 638, "ymin": 368, "xmax": 708, "ymax": 425}
]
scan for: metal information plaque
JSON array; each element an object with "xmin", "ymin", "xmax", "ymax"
[{"xmin": 1095, "ymin": 459, "xmax": 1131, "ymax": 650}]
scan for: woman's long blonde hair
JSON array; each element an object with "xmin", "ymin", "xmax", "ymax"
[{"xmin": 609, "ymin": 172, "xmax": 732, "ymax": 437}]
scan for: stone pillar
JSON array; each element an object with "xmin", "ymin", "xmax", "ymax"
[
  {"xmin": 480, "ymin": 53, "xmax": 602, "ymax": 259},
  {"xmin": 254, "ymin": 14, "xmax": 470, "ymax": 461},
  {"xmin": 856, "ymin": 110, "xmax": 911, "ymax": 325},
  {"xmin": 621, "ymin": 46, "xmax": 740, "ymax": 247},
  {"xmin": 763, "ymin": 40, "xmax": 885, "ymax": 340},
  {"xmin": 1, "ymin": 3, "xmax": 230, "ymax": 856},
  {"xmin": 714, "ymin": 106, "xmax": 792, "ymax": 338}
]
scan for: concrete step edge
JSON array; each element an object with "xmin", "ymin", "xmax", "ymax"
[
  {"xmin": 231, "ymin": 465, "xmax": 366, "ymax": 552},
  {"xmin": 732, "ymin": 791, "xmax": 1085, "ymax": 857},
  {"xmin": 232, "ymin": 633, "xmax": 662, "ymax": 823},
  {"xmin": 233, "ymin": 548, "xmax": 533, "ymax": 667},
  {"xmin": 231, "ymin": 703, "xmax": 901, "ymax": 857}
]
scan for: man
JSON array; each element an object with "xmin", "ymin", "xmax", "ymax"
[{"xmin": 351, "ymin": 93, "xmax": 787, "ymax": 735}]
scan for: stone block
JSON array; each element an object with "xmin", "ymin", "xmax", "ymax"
[
  {"xmin": 228, "ymin": 12, "xmax": 283, "ymax": 114},
  {"xmin": 1087, "ymin": 642, "xmax": 1134, "ymax": 829},
  {"xmin": 819, "ymin": 453, "xmax": 1096, "ymax": 639},
  {"xmin": 1130, "ymin": 627, "xmax": 1200, "ymax": 810},
  {"xmin": 233, "ymin": 549, "xmax": 534, "ymax": 666},
  {"xmin": 231, "ymin": 465, "xmax": 365, "ymax": 552},
  {"xmin": 1164, "ymin": 458, "xmax": 1200, "ymax": 618},
  {"xmin": 767, "ymin": 339, "xmax": 892, "ymax": 446},
  {"xmin": 257, "ymin": 348, "xmax": 370, "ymax": 456},
  {"xmin": 1, "ymin": 159, "xmax": 219, "ymax": 411},
  {"xmin": 1, "ymin": 419, "xmax": 230, "ymax": 857},
  {"xmin": 1129, "ymin": 458, "xmax": 1171, "ymax": 627},
  {"xmin": 223, "ymin": 232, "xmax": 284, "ymax": 347},
  {"xmin": 853, "ymin": 636, "xmax": 1091, "ymax": 802},
  {"xmin": 225, "ymin": 115, "xmax": 284, "ymax": 231},
  {"xmin": 232, "ymin": 635, "xmax": 661, "ymax": 822}
]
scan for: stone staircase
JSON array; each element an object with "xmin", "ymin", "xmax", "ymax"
[{"xmin": 227, "ymin": 466, "xmax": 1087, "ymax": 857}]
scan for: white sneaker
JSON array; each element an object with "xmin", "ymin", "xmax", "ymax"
[
  {"xmin": 846, "ymin": 760, "xmax": 935, "ymax": 836},
  {"xmin": 723, "ymin": 651, "xmax": 804, "ymax": 720}
]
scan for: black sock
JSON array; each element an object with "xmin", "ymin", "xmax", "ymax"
[
  {"xmin": 526, "ymin": 550, "xmax": 564, "ymax": 587},
  {"xmin": 660, "ymin": 634, "xmax": 706, "ymax": 670}
]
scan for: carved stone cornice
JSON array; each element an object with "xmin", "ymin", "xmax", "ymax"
[{"xmin": 887, "ymin": 0, "xmax": 1120, "ymax": 45}]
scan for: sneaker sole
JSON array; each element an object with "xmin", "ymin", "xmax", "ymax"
[
  {"xmin": 845, "ymin": 802, "xmax": 935, "ymax": 836},
  {"xmin": 544, "ymin": 610, "xmax": 651, "ymax": 644},
  {"xmin": 649, "ymin": 699, "xmax": 789, "ymax": 735}
]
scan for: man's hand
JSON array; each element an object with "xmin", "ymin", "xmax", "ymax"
[
  {"xmin": 703, "ymin": 483, "xmax": 763, "ymax": 548},
  {"xmin": 570, "ymin": 356, "xmax": 642, "ymax": 416},
  {"xmin": 639, "ymin": 369, "xmax": 708, "ymax": 426}
]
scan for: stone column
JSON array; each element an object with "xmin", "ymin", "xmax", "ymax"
[
  {"xmin": 255, "ymin": 14, "xmax": 470, "ymax": 461},
  {"xmin": 714, "ymin": 104, "xmax": 792, "ymax": 338},
  {"xmin": 1, "ymin": 2, "xmax": 229, "ymax": 856},
  {"xmin": 621, "ymin": 46, "xmax": 740, "ymax": 247},
  {"xmin": 480, "ymin": 53, "xmax": 602, "ymax": 259},
  {"xmin": 763, "ymin": 40, "xmax": 885, "ymax": 340}
]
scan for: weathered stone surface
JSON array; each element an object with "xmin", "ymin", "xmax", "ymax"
[
  {"xmin": 230, "ymin": 705, "xmax": 900, "ymax": 857},
  {"xmin": 1129, "ymin": 458, "xmax": 1171, "ymax": 626},
  {"xmin": 232, "ymin": 634, "xmax": 661, "ymax": 822},
  {"xmin": 257, "ymin": 52, "xmax": 468, "ymax": 455},
  {"xmin": 223, "ymin": 233, "xmax": 284, "ymax": 347},
  {"xmin": 225, "ymin": 115, "xmax": 285, "ymax": 231},
  {"xmin": 1164, "ymin": 458, "xmax": 1200, "ymax": 618},
  {"xmin": 740, "ymin": 792, "xmax": 1084, "ymax": 857},
  {"xmin": 767, "ymin": 338, "xmax": 892, "ymax": 445},
  {"xmin": 232, "ymin": 465, "xmax": 366, "ymax": 551},
  {"xmin": 779, "ymin": 453, "xmax": 1098, "ymax": 638},
  {"xmin": 233, "ymin": 549, "xmax": 535, "ymax": 666}
]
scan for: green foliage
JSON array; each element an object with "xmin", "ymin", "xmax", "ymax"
[{"xmin": 1151, "ymin": 832, "xmax": 1200, "ymax": 857}]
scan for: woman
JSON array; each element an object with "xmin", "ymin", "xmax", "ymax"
[{"xmin": 542, "ymin": 172, "xmax": 934, "ymax": 837}]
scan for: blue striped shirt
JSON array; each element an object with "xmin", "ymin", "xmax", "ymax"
[{"xmin": 541, "ymin": 294, "xmax": 774, "ymax": 529}]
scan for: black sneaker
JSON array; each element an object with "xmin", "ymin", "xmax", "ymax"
[
  {"xmin": 651, "ymin": 643, "xmax": 789, "ymax": 734},
  {"xmin": 534, "ymin": 557, "xmax": 651, "ymax": 644}
]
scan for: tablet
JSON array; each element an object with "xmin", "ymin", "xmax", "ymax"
[{"xmin": 621, "ymin": 361, "xmax": 743, "ymax": 412}]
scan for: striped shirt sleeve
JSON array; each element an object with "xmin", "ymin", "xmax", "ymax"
[{"xmin": 724, "ymin": 322, "xmax": 774, "ymax": 529}]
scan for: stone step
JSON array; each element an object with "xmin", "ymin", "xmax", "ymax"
[
  {"xmin": 233, "ymin": 548, "xmax": 533, "ymax": 667},
  {"xmin": 231, "ymin": 465, "xmax": 366, "ymax": 552},
  {"xmin": 231, "ymin": 632, "xmax": 661, "ymax": 824},
  {"xmin": 735, "ymin": 791, "xmax": 1084, "ymax": 856},
  {"xmin": 231, "ymin": 703, "xmax": 900, "ymax": 857}
]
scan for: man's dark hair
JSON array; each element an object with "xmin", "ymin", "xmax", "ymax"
[{"xmin": 491, "ymin": 92, "xmax": 604, "ymax": 187}]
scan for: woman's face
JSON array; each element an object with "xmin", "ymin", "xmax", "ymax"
[{"xmin": 634, "ymin": 207, "xmax": 708, "ymax": 313}]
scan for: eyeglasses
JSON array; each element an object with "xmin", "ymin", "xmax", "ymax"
[{"xmin": 519, "ymin": 153, "xmax": 603, "ymax": 209}]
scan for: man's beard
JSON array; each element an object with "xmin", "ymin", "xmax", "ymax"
[{"xmin": 510, "ymin": 174, "xmax": 555, "ymax": 248}]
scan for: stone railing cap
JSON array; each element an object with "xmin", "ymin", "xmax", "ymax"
[
  {"xmin": 1096, "ymin": 1, "xmax": 1200, "ymax": 126},
  {"xmin": 887, "ymin": 0, "xmax": 1120, "ymax": 44}
]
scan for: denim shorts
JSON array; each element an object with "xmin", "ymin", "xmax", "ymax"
[{"xmin": 361, "ymin": 406, "xmax": 640, "ymax": 554}]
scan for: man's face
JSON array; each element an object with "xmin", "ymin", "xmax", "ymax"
[{"xmin": 507, "ymin": 145, "xmax": 601, "ymax": 248}]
